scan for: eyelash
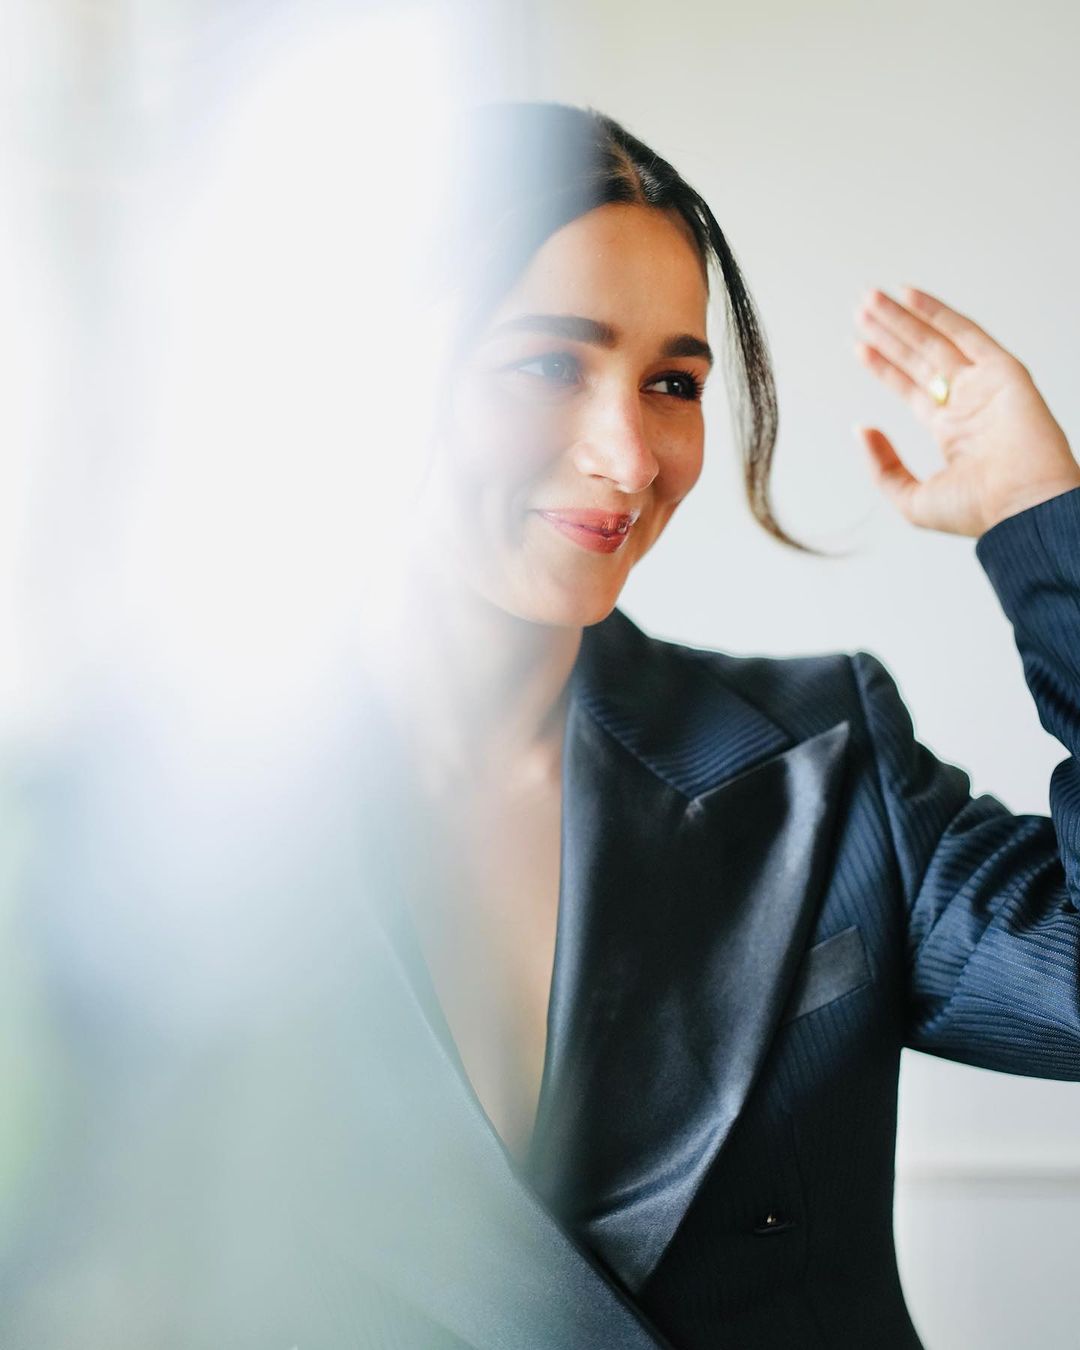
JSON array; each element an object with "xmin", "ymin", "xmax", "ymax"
[{"xmin": 511, "ymin": 352, "xmax": 706, "ymax": 402}]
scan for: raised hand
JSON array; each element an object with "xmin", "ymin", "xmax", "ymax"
[{"xmin": 852, "ymin": 286, "xmax": 1080, "ymax": 537}]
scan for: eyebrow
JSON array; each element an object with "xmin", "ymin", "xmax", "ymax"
[{"xmin": 486, "ymin": 312, "xmax": 714, "ymax": 368}]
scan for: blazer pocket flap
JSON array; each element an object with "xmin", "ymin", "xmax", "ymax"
[{"xmin": 781, "ymin": 925, "xmax": 871, "ymax": 1025}]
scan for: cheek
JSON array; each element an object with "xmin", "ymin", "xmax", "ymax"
[
  {"xmin": 432, "ymin": 382, "xmax": 570, "ymax": 578},
  {"xmin": 447, "ymin": 379, "xmax": 566, "ymax": 485},
  {"xmin": 655, "ymin": 427, "xmax": 705, "ymax": 505},
  {"xmin": 636, "ymin": 430, "xmax": 703, "ymax": 554}
]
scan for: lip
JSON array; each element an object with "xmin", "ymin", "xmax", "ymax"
[{"xmin": 535, "ymin": 507, "xmax": 640, "ymax": 554}]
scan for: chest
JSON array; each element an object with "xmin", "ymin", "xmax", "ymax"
[{"xmin": 406, "ymin": 777, "xmax": 563, "ymax": 1165}]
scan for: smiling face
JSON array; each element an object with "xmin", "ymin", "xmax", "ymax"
[{"xmin": 422, "ymin": 202, "xmax": 713, "ymax": 627}]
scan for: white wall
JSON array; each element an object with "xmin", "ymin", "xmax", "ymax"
[{"xmin": 487, "ymin": 0, "xmax": 1080, "ymax": 1343}]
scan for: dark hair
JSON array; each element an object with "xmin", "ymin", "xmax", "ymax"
[{"xmin": 433, "ymin": 100, "xmax": 818, "ymax": 554}]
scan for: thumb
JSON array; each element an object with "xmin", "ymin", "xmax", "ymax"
[{"xmin": 853, "ymin": 424, "xmax": 921, "ymax": 520}]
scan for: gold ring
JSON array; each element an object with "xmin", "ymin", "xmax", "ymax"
[{"xmin": 928, "ymin": 372, "xmax": 951, "ymax": 406}]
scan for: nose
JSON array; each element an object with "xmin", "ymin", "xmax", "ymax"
[{"xmin": 569, "ymin": 387, "xmax": 660, "ymax": 495}]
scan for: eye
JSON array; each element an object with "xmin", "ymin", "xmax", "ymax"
[
  {"xmin": 646, "ymin": 370, "xmax": 705, "ymax": 402},
  {"xmin": 512, "ymin": 352, "xmax": 582, "ymax": 386}
]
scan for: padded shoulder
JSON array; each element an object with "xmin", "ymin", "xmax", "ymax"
[{"xmin": 672, "ymin": 639, "xmax": 861, "ymax": 746}]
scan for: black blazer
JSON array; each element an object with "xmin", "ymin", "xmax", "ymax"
[{"xmin": 4, "ymin": 487, "xmax": 1080, "ymax": 1348}]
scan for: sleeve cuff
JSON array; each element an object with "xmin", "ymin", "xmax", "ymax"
[{"xmin": 974, "ymin": 484, "xmax": 1080, "ymax": 626}]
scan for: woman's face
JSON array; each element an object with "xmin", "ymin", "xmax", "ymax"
[{"xmin": 427, "ymin": 202, "xmax": 712, "ymax": 627}]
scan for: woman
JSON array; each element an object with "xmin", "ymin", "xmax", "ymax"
[
  {"xmin": 3, "ymin": 101, "xmax": 1079, "ymax": 1349},
  {"xmin": 336, "ymin": 101, "xmax": 1080, "ymax": 1349}
]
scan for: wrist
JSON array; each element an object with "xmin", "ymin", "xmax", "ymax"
[{"xmin": 981, "ymin": 467, "xmax": 1080, "ymax": 534}]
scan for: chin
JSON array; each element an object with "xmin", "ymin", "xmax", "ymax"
[{"xmin": 505, "ymin": 579, "xmax": 625, "ymax": 630}]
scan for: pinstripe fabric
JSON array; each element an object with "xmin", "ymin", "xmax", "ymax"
[{"xmin": 627, "ymin": 486, "xmax": 1080, "ymax": 1348}]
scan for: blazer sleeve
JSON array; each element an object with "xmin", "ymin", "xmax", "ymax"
[{"xmin": 850, "ymin": 484, "xmax": 1080, "ymax": 1080}]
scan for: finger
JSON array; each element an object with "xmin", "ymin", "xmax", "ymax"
[
  {"xmin": 858, "ymin": 289, "xmax": 969, "ymax": 376},
  {"xmin": 853, "ymin": 424, "xmax": 921, "ymax": 519},
  {"xmin": 853, "ymin": 340, "xmax": 937, "ymax": 421},
  {"xmin": 856, "ymin": 311, "xmax": 939, "ymax": 390},
  {"xmin": 899, "ymin": 286, "xmax": 1004, "ymax": 363}
]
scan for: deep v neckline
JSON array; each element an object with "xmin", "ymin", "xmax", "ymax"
[
  {"xmin": 357, "ymin": 671, "xmax": 578, "ymax": 1183},
  {"xmin": 374, "ymin": 854, "xmax": 564, "ymax": 1178},
  {"xmin": 338, "ymin": 607, "xmax": 854, "ymax": 1315}
]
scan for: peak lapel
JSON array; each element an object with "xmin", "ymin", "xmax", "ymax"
[
  {"xmin": 321, "ymin": 696, "xmax": 676, "ymax": 1350},
  {"xmin": 328, "ymin": 902, "xmax": 677, "ymax": 1349},
  {"xmin": 527, "ymin": 610, "xmax": 851, "ymax": 1295}
]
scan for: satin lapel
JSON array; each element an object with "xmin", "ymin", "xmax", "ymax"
[
  {"xmin": 526, "ymin": 611, "xmax": 852, "ymax": 1296},
  {"xmin": 308, "ymin": 703, "xmax": 676, "ymax": 1350}
]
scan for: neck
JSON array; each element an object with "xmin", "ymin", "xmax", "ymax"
[{"xmin": 364, "ymin": 552, "xmax": 583, "ymax": 798}]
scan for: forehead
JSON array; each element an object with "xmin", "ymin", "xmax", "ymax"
[{"xmin": 486, "ymin": 203, "xmax": 710, "ymax": 338}]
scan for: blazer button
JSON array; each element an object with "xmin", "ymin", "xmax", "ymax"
[{"xmin": 753, "ymin": 1210, "xmax": 796, "ymax": 1234}]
